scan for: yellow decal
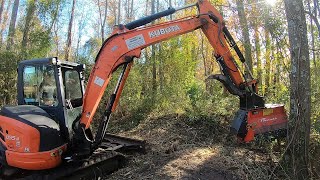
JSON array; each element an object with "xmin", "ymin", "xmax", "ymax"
[
  {"xmin": 51, "ymin": 152, "xmax": 57, "ymax": 157},
  {"xmin": 263, "ymin": 109, "xmax": 273, "ymax": 116},
  {"xmin": 51, "ymin": 148, "xmax": 63, "ymax": 157}
]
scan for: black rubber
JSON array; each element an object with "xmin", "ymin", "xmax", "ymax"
[{"xmin": 1, "ymin": 151, "xmax": 126, "ymax": 180}]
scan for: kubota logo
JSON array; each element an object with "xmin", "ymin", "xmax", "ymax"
[{"xmin": 149, "ymin": 25, "xmax": 181, "ymax": 38}]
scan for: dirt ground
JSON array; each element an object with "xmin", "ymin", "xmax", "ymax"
[{"xmin": 105, "ymin": 114, "xmax": 275, "ymax": 180}]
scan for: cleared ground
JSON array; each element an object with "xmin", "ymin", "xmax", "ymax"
[{"xmin": 105, "ymin": 114, "xmax": 276, "ymax": 180}]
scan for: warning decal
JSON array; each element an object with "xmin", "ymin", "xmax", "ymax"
[
  {"xmin": 94, "ymin": 76, "xmax": 105, "ymax": 87},
  {"xmin": 125, "ymin": 34, "xmax": 146, "ymax": 50}
]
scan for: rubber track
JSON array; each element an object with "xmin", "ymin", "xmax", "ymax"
[{"xmin": 3, "ymin": 150, "xmax": 126, "ymax": 180}]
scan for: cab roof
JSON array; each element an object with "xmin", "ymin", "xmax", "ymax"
[{"xmin": 19, "ymin": 57, "xmax": 85, "ymax": 70}]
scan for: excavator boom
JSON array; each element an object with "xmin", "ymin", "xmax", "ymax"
[{"xmin": 80, "ymin": 1, "xmax": 245, "ymax": 129}]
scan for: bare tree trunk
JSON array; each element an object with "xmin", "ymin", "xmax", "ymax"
[
  {"xmin": 145, "ymin": 0, "xmax": 149, "ymax": 16},
  {"xmin": 270, "ymin": 39, "xmax": 276, "ymax": 92},
  {"xmin": 6, "ymin": 0, "xmax": 19, "ymax": 51},
  {"xmin": 264, "ymin": 10, "xmax": 271, "ymax": 94},
  {"xmin": 130, "ymin": 0, "xmax": 133, "ymax": 20},
  {"xmin": 169, "ymin": 0, "xmax": 172, "ymax": 20},
  {"xmin": 235, "ymin": 0, "xmax": 253, "ymax": 73},
  {"xmin": 65, "ymin": 0, "xmax": 76, "ymax": 61},
  {"xmin": 52, "ymin": 2, "xmax": 61, "ymax": 57},
  {"xmin": 0, "ymin": 0, "xmax": 6, "ymax": 47},
  {"xmin": 141, "ymin": 0, "xmax": 149, "ymax": 98},
  {"xmin": 156, "ymin": 0, "xmax": 164, "ymax": 91},
  {"xmin": 316, "ymin": 0, "xmax": 320, "ymax": 20},
  {"xmin": 54, "ymin": 20, "xmax": 59, "ymax": 57},
  {"xmin": 307, "ymin": 0, "xmax": 316, "ymax": 70},
  {"xmin": 76, "ymin": 12, "xmax": 85, "ymax": 59},
  {"xmin": 265, "ymin": 31, "xmax": 271, "ymax": 92},
  {"xmin": 304, "ymin": 10, "xmax": 320, "ymax": 39},
  {"xmin": 0, "ymin": 0, "xmax": 5, "ymax": 26},
  {"xmin": 151, "ymin": 0, "xmax": 156, "ymax": 92},
  {"xmin": 201, "ymin": 33, "xmax": 209, "ymax": 92},
  {"xmin": 48, "ymin": 1, "xmax": 60, "ymax": 33},
  {"xmin": 304, "ymin": 0, "xmax": 319, "ymax": 39},
  {"xmin": 103, "ymin": 0, "xmax": 107, "ymax": 40},
  {"xmin": 284, "ymin": 0, "xmax": 311, "ymax": 179},
  {"xmin": 117, "ymin": 0, "xmax": 121, "ymax": 24},
  {"xmin": 253, "ymin": 1, "xmax": 262, "ymax": 91},
  {"xmin": 22, "ymin": 0, "xmax": 37, "ymax": 57},
  {"xmin": 201, "ymin": 34, "xmax": 208, "ymax": 77},
  {"xmin": 275, "ymin": 42, "xmax": 281, "ymax": 85},
  {"xmin": 124, "ymin": 0, "xmax": 128, "ymax": 20},
  {"xmin": 98, "ymin": 0, "xmax": 108, "ymax": 44}
]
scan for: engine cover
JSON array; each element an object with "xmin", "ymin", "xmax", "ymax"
[{"xmin": 0, "ymin": 105, "xmax": 66, "ymax": 170}]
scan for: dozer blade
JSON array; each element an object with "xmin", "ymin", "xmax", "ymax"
[
  {"xmin": 101, "ymin": 133, "xmax": 146, "ymax": 153},
  {"xmin": 231, "ymin": 104, "xmax": 288, "ymax": 142}
]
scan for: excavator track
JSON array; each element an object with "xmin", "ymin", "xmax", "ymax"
[
  {"xmin": 9, "ymin": 151, "xmax": 125, "ymax": 180},
  {"xmin": 1, "ymin": 134, "xmax": 146, "ymax": 180}
]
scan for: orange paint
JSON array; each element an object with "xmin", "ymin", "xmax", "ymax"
[
  {"xmin": 0, "ymin": 115, "xmax": 40, "ymax": 153},
  {"xmin": 6, "ymin": 144, "xmax": 67, "ymax": 170},
  {"xmin": 243, "ymin": 105, "xmax": 288, "ymax": 142}
]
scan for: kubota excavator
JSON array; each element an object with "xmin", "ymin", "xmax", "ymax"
[{"xmin": 0, "ymin": 0, "xmax": 287, "ymax": 179}]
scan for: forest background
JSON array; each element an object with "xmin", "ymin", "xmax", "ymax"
[{"xmin": 0, "ymin": 0, "xmax": 319, "ymax": 179}]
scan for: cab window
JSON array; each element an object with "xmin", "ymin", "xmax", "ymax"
[
  {"xmin": 23, "ymin": 65, "xmax": 58, "ymax": 106},
  {"xmin": 64, "ymin": 70, "xmax": 82, "ymax": 101}
]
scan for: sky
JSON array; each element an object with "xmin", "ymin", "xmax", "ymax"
[{"xmin": 74, "ymin": 0, "xmax": 184, "ymax": 46}]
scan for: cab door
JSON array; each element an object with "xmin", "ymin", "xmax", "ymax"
[{"xmin": 61, "ymin": 67, "xmax": 84, "ymax": 137}]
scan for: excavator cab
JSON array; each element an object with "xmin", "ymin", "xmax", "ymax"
[
  {"xmin": 0, "ymin": 57, "xmax": 144, "ymax": 178},
  {"xmin": 17, "ymin": 57, "xmax": 85, "ymax": 140},
  {"xmin": 0, "ymin": 58, "xmax": 84, "ymax": 170}
]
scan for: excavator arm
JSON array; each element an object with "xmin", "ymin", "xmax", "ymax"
[{"xmin": 72, "ymin": 0, "xmax": 285, "ymax": 156}]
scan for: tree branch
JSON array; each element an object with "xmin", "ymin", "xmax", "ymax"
[{"xmin": 304, "ymin": 10, "xmax": 320, "ymax": 39}]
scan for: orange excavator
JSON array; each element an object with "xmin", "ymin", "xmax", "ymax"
[{"xmin": 0, "ymin": 0, "xmax": 287, "ymax": 179}]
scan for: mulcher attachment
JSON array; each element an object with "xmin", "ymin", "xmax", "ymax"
[{"xmin": 231, "ymin": 104, "xmax": 288, "ymax": 142}]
